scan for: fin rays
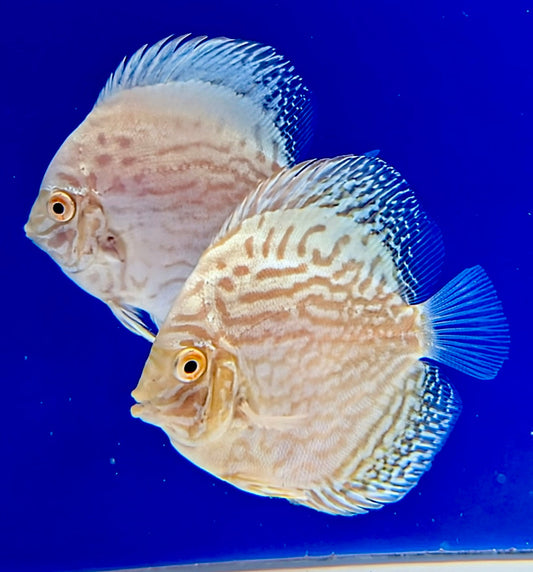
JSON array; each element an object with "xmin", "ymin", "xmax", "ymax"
[
  {"xmin": 96, "ymin": 35, "xmax": 313, "ymax": 163},
  {"xmin": 216, "ymin": 155, "xmax": 444, "ymax": 304},
  {"xmin": 300, "ymin": 364, "xmax": 460, "ymax": 516},
  {"xmin": 423, "ymin": 266, "xmax": 510, "ymax": 380}
]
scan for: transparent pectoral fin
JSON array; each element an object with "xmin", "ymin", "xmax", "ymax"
[
  {"xmin": 108, "ymin": 301, "xmax": 158, "ymax": 342},
  {"xmin": 238, "ymin": 400, "xmax": 307, "ymax": 430}
]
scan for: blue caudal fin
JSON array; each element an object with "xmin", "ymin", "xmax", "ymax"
[{"xmin": 422, "ymin": 266, "xmax": 510, "ymax": 380}]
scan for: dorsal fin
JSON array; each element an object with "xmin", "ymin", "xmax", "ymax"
[
  {"xmin": 95, "ymin": 35, "xmax": 313, "ymax": 163},
  {"xmin": 216, "ymin": 155, "xmax": 445, "ymax": 304}
]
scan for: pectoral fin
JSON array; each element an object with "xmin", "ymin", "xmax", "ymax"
[
  {"xmin": 108, "ymin": 301, "xmax": 157, "ymax": 342},
  {"xmin": 238, "ymin": 400, "xmax": 307, "ymax": 430}
]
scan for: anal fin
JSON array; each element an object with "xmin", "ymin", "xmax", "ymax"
[{"xmin": 298, "ymin": 363, "xmax": 461, "ymax": 516}]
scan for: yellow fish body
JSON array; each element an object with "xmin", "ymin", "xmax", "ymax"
[
  {"xmin": 131, "ymin": 156, "xmax": 509, "ymax": 515},
  {"xmin": 24, "ymin": 36, "xmax": 312, "ymax": 340}
]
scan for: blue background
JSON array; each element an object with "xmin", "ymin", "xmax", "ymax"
[{"xmin": 3, "ymin": 1, "xmax": 532, "ymax": 571}]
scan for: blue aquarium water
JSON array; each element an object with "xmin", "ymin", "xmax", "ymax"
[{"xmin": 4, "ymin": 1, "xmax": 532, "ymax": 571}]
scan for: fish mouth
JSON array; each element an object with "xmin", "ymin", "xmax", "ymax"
[
  {"xmin": 130, "ymin": 402, "xmax": 163, "ymax": 426},
  {"xmin": 131, "ymin": 402, "xmax": 153, "ymax": 420},
  {"xmin": 130, "ymin": 399, "xmax": 182, "ymax": 425},
  {"xmin": 23, "ymin": 221, "xmax": 34, "ymax": 239},
  {"xmin": 130, "ymin": 403, "xmax": 144, "ymax": 418},
  {"xmin": 131, "ymin": 381, "xmax": 182, "ymax": 409},
  {"xmin": 24, "ymin": 218, "xmax": 42, "ymax": 243}
]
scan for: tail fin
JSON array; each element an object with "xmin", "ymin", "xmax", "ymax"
[{"xmin": 422, "ymin": 266, "xmax": 509, "ymax": 380}]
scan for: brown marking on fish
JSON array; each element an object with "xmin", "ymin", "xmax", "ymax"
[
  {"xmin": 236, "ymin": 275, "xmax": 355, "ymax": 307},
  {"xmin": 55, "ymin": 173, "xmax": 82, "ymax": 188},
  {"xmin": 133, "ymin": 172, "xmax": 146, "ymax": 185},
  {"xmin": 47, "ymin": 228, "xmax": 75, "ymax": 249},
  {"xmin": 96, "ymin": 154, "xmax": 113, "ymax": 167},
  {"xmin": 116, "ymin": 136, "xmax": 132, "ymax": 148},
  {"xmin": 164, "ymin": 322, "xmax": 212, "ymax": 340},
  {"xmin": 297, "ymin": 224, "xmax": 327, "ymax": 256},
  {"xmin": 311, "ymin": 235, "xmax": 351, "ymax": 267},
  {"xmin": 233, "ymin": 265, "xmax": 250, "ymax": 277},
  {"xmin": 360, "ymin": 233, "xmax": 371, "ymax": 247},
  {"xmin": 167, "ymin": 386, "xmax": 209, "ymax": 419},
  {"xmin": 213, "ymin": 294, "xmax": 291, "ymax": 335},
  {"xmin": 218, "ymin": 277, "xmax": 235, "ymax": 292},
  {"xmin": 262, "ymin": 227, "xmax": 275, "ymax": 257},
  {"xmin": 255, "ymin": 264, "xmax": 309, "ymax": 281},
  {"xmin": 110, "ymin": 176, "xmax": 127, "ymax": 195},
  {"xmin": 276, "ymin": 225, "xmax": 295, "ymax": 260},
  {"xmin": 358, "ymin": 274, "xmax": 373, "ymax": 296},
  {"xmin": 332, "ymin": 260, "xmax": 364, "ymax": 282},
  {"xmin": 97, "ymin": 133, "xmax": 107, "ymax": 145},
  {"xmin": 156, "ymin": 140, "xmax": 231, "ymax": 158},
  {"xmin": 244, "ymin": 236, "xmax": 254, "ymax": 259}
]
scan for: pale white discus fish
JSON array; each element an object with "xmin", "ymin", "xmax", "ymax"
[
  {"xmin": 131, "ymin": 155, "xmax": 509, "ymax": 516},
  {"xmin": 24, "ymin": 35, "xmax": 312, "ymax": 340}
]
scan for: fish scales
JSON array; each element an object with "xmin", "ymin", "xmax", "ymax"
[
  {"xmin": 131, "ymin": 155, "xmax": 508, "ymax": 515},
  {"xmin": 25, "ymin": 36, "xmax": 312, "ymax": 339},
  {"xmin": 139, "ymin": 207, "xmax": 426, "ymax": 489},
  {"xmin": 53, "ymin": 87, "xmax": 277, "ymax": 316}
]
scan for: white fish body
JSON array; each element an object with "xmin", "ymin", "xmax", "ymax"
[
  {"xmin": 131, "ymin": 156, "xmax": 509, "ymax": 515},
  {"xmin": 25, "ymin": 36, "xmax": 312, "ymax": 339}
]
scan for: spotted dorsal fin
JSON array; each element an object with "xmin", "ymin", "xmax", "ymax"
[
  {"xmin": 216, "ymin": 155, "xmax": 444, "ymax": 304},
  {"xmin": 95, "ymin": 35, "xmax": 313, "ymax": 164}
]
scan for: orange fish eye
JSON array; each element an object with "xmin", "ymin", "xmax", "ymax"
[
  {"xmin": 47, "ymin": 191, "xmax": 76, "ymax": 222},
  {"xmin": 174, "ymin": 347, "xmax": 207, "ymax": 383}
]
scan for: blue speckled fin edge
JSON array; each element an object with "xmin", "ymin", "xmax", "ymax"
[
  {"xmin": 216, "ymin": 155, "xmax": 444, "ymax": 304},
  {"xmin": 422, "ymin": 265, "xmax": 510, "ymax": 380},
  {"xmin": 96, "ymin": 35, "xmax": 313, "ymax": 164},
  {"xmin": 298, "ymin": 363, "xmax": 461, "ymax": 516}
]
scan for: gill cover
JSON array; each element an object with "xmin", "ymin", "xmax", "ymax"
[{"xmin": 131, "ymin": 345, "xmax": 238, "ymax": 447}]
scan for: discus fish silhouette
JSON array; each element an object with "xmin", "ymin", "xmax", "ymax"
[
  {"xmin": 25, "ymin": 35, "xmax": 312, "ymax": 340},
  {"xmin": 131, "ymin": 155, "xmax": 509, "ymax": 515}
]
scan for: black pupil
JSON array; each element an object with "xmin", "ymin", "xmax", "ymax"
[
  {"xmin": 52, "ymin": 202, "xmax": 65, "ymax": 215},
  {"xmin": 183, "ymin": 360, "xmax": 198, "ymax": 374}
]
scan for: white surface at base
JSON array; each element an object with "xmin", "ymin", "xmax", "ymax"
[{"xmin": 113, "ymin": 552, "xmax": 533, "ymax": 572}]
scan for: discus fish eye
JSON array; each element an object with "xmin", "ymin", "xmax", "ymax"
[
  {"xmin": 174, "ymin": 347, "xmax": 207, "ymax": 383},
  {"xmin": 47, "ymin": 191, "xmax": 76, "ymax": 222}
]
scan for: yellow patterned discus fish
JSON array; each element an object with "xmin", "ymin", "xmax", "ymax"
[
  {"xmin": 131, "ymin": 155, "xmax": 509, "ymax": 515},
  {"xmin": 24, "ymin": 35, "xmax": 312, "ymax": 340}
]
